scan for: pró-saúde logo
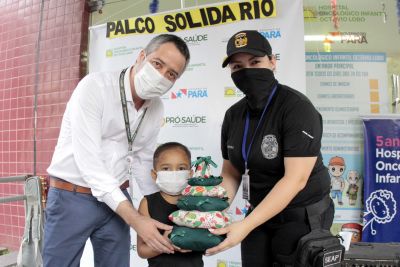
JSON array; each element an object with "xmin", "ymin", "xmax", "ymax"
[
  {"xmin": 259, "ymin": 28, "xmax": 282, "ymax": 39},
  {"xmin": 164, "ymin": 88, "xmax": 208, "ymax": 100},
  {"xmin": 163, "ymin": 115, "xmax": 207, "ymax": 128},
  {"xmin": 183, "ymin": 34, "xmax": 208, "ymax": 46},
  {"xmin": 224, "ymin": 87, "xmax": 244, "ymax": 98}
]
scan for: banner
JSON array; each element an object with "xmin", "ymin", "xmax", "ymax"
[
  {"xmin": 106, "ymin": 0, "xmax": 276, "ymax": 37},
  {"xmin": 361, "ymin": 116, "xmax": 400, "ymax": 242},
  {"xmin": 87, "ymin": 0, "xmax": 305, "ymax": 266},
  {"xmin": 306, "ymin": 52, "xmax": 388, "ymax": 239}
]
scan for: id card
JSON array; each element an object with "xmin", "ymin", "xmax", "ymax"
[
  {"xmin": 126, "ymin": 151, "xmax": 134, "ymax": 177},
  {"xmin": 242, "ymin": 169, "xmax": 250, "ymax": 200}
]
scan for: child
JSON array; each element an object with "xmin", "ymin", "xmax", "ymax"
[{"xmin": 137, "ymin": 142, "xmax": 204, "ymax": 267}]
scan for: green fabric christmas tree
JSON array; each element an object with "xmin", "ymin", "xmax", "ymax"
[{"xmin": 168, "ymin": 156, "xmax": 230, "ymax": 251}]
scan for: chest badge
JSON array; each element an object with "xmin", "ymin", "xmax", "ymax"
[{"xmin": 261, "ymin": 134, "xmax": 278, "ymax": 159}]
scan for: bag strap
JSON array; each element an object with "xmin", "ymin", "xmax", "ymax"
[{"xmin": 305, "ymin": 195, "xmax": 332, "ymax": 231}]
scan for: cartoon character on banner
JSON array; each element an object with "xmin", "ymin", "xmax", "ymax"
[
  {"xmin": 328, "ymin": 156, "xmax": 346, "ymax": 205},
  {"xmin": 341, "ymin": 223, "xmax": 362, "ymax": 243},
  {"xmin": 346, "ymin": 170, "xmax": 361, "ymax": 206},
  {"xmin": 363, "ymin": 189, "xmax": 397, "ymax": 235}
]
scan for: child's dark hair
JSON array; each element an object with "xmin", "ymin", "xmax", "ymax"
[{"xmin": 153, "ymin": 142, "xmax": 191, "ymax": 168}]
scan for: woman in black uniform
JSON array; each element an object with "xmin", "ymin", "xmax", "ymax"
[{"xmin": 205, "ymin": 30, "xmax": 334, "ymax": 266}]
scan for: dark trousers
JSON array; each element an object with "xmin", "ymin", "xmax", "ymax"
[
  {"xmin": 43, "ymin": 187, "xmax": 132, "ymax": 267},
  {"xmin": 241, "ymin": 197, "xmax": 334, "ymax": 267}
]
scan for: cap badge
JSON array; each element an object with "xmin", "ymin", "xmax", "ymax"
[{"xmin": 234, "ymin": 32, "xmax": 247, "ymax": 48}]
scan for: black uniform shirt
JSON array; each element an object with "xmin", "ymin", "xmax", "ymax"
[{"xmin": 221, "ymin": 83, "xmax": 331, "ymax": 208}]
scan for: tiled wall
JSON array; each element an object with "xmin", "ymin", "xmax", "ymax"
[{"xmin": 0, "ymin": 0, "xmax": 89, "ymax": 250}]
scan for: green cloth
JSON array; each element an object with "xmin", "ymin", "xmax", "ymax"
[
  {"xmin": 188, "ymin": 176, "xmax": 223, "ymax": 186},
  {"xmin": 177, "ymin": 196, "xmax": 229, "ymax": 212},
  {"xmin": 169, "ymin": 226, "xmax": 225, "ymax": 251}
]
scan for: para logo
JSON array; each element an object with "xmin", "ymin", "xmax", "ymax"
[
  {"xmin": 259, "ymin": 28, "xmax": 282, "ymax": 40},
  {"xmin": 169, "ymin": 88, "xmax": 208, "ymax": 99}
]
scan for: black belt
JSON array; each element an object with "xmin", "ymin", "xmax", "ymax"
[{"xmin": 266, "ymin": 195, "xmax": 332, "ymax": 224}]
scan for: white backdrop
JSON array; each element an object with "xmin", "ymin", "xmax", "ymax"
[{"xmin": 85, "ymin": 0, "xmax": 305, "ymax": 266}]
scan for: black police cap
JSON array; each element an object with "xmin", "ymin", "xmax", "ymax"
[{"xmin": 222, "ymin": 30, "xmax": 272, "ymax": 68}]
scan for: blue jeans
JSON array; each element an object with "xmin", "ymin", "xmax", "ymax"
[
  {"xmin": 330, "ymin": 190, "xmax": 343, "ymax": 202},
  {"xmin": 43, "ymin": 187, "xmax": 131, "ymax": 267}
]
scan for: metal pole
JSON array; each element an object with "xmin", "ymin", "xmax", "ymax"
[
  {"xmin": 0, "ymin": 195, "xmax": 27, "ymax": 204},
  {"xmin": 392, "ymin": 74, "xmax": 400, "ymax": 113},
  {"xmin": 0, "ymin": 175, "xmax": 28, "ymax": 183}
]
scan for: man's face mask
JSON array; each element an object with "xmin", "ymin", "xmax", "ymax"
[
  {"xmin": 231, "ymin": 68, "xmax": 276, "ymax": 112},
  {"xmin": 134, "ymin": 56, "xmax": 174, "ymax": 100},
  {"xmin": 155, "ymin": 170, "xmax": 190, "ymax": 195}
]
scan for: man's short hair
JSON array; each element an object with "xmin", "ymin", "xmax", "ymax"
[
  {"xmin": 145, "ymin": 34, "xmax": 190, "ymax": 67},
  {"xmin": 153, "ymin": 142, "xmax": 191, "ymax": 168}
]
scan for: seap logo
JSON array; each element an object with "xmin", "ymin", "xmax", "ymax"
[
  {"xmin": 168, "ymin": 88, "xmax": 208, "ymax": 99},
  {"xmin": 323, "ymin": 250, "xmax": 342, "ymax": 266},
  {"xmin": 259, "ymin": 28, "xmax": 282, "ymax": 40},
  {"xmin": 224, "ymin": 87, "xmax": 244, "ymax": 98}
]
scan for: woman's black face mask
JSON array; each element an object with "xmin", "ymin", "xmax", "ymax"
[{"xmin": 231, "ymin": 68, "xmax": 277, "ymax": 112}]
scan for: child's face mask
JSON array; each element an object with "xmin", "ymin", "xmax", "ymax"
[{"xmin": 156, "ymin": 170, "xmax": 190, "ymax": 195}]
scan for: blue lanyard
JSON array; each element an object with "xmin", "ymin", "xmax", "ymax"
[{"xmin": 241, "ymin": 85, "xmax": 277, "ymax": 170}]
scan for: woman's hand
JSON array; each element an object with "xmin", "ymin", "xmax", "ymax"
[{"xmin": 204, "ymin": 220, "xmax": 251, "ymax": 256}]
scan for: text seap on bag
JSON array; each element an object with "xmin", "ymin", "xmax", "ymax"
[{"xmin": 295, "ymin": 228, "xmax": 344, "ymax": 267}]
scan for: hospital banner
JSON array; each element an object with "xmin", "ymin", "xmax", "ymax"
[
  {"xmin": 362, "ymin": 116, "xmax": 400, "ymax": 242},
  {"xmin": 87, "ymin": 0, "xmax": 305, "ymax": 266},
  {"xmin": 306, "ymin": 52, "xmax": 388, "ymax": 240}
]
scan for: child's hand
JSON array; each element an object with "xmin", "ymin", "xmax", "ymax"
[
  {"xmin": 163, "ymin": 229, "xmax": 172, "ymax": 238},
  {"xmin": 164, "ymin": 229, "xmax": 192, "ymax": 253},
  {"xmin": 173, "ymin": 245, "xmax": 192, "ymax": 253}
]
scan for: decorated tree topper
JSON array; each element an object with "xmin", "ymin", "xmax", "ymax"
[{"xmin": 192, "ymin": 156, "xmax": 217, "ymax": 178}]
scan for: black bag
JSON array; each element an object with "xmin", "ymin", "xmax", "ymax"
[
  {"xmin": 294, "ymin": 196, "xmax": 345, "ymax": 267},
  {"xmin": 295, "ymin": 229, "xmax": 345, "ymax": 267}
]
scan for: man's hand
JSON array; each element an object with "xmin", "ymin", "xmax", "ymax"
[
  {"xmin": 205, "ymin": 220, "xmax": 251, "ymax": 256},
  {"xmin": 131, "ymin": 214, "xmax": 175, "ymax": 254},
  {"xmin": 163, "ymin": 229, "xmax": 192, "ymax": 253},
  {"xmin": 115, "ymin": 200, "xmax": 174, "ymax": 254}
]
